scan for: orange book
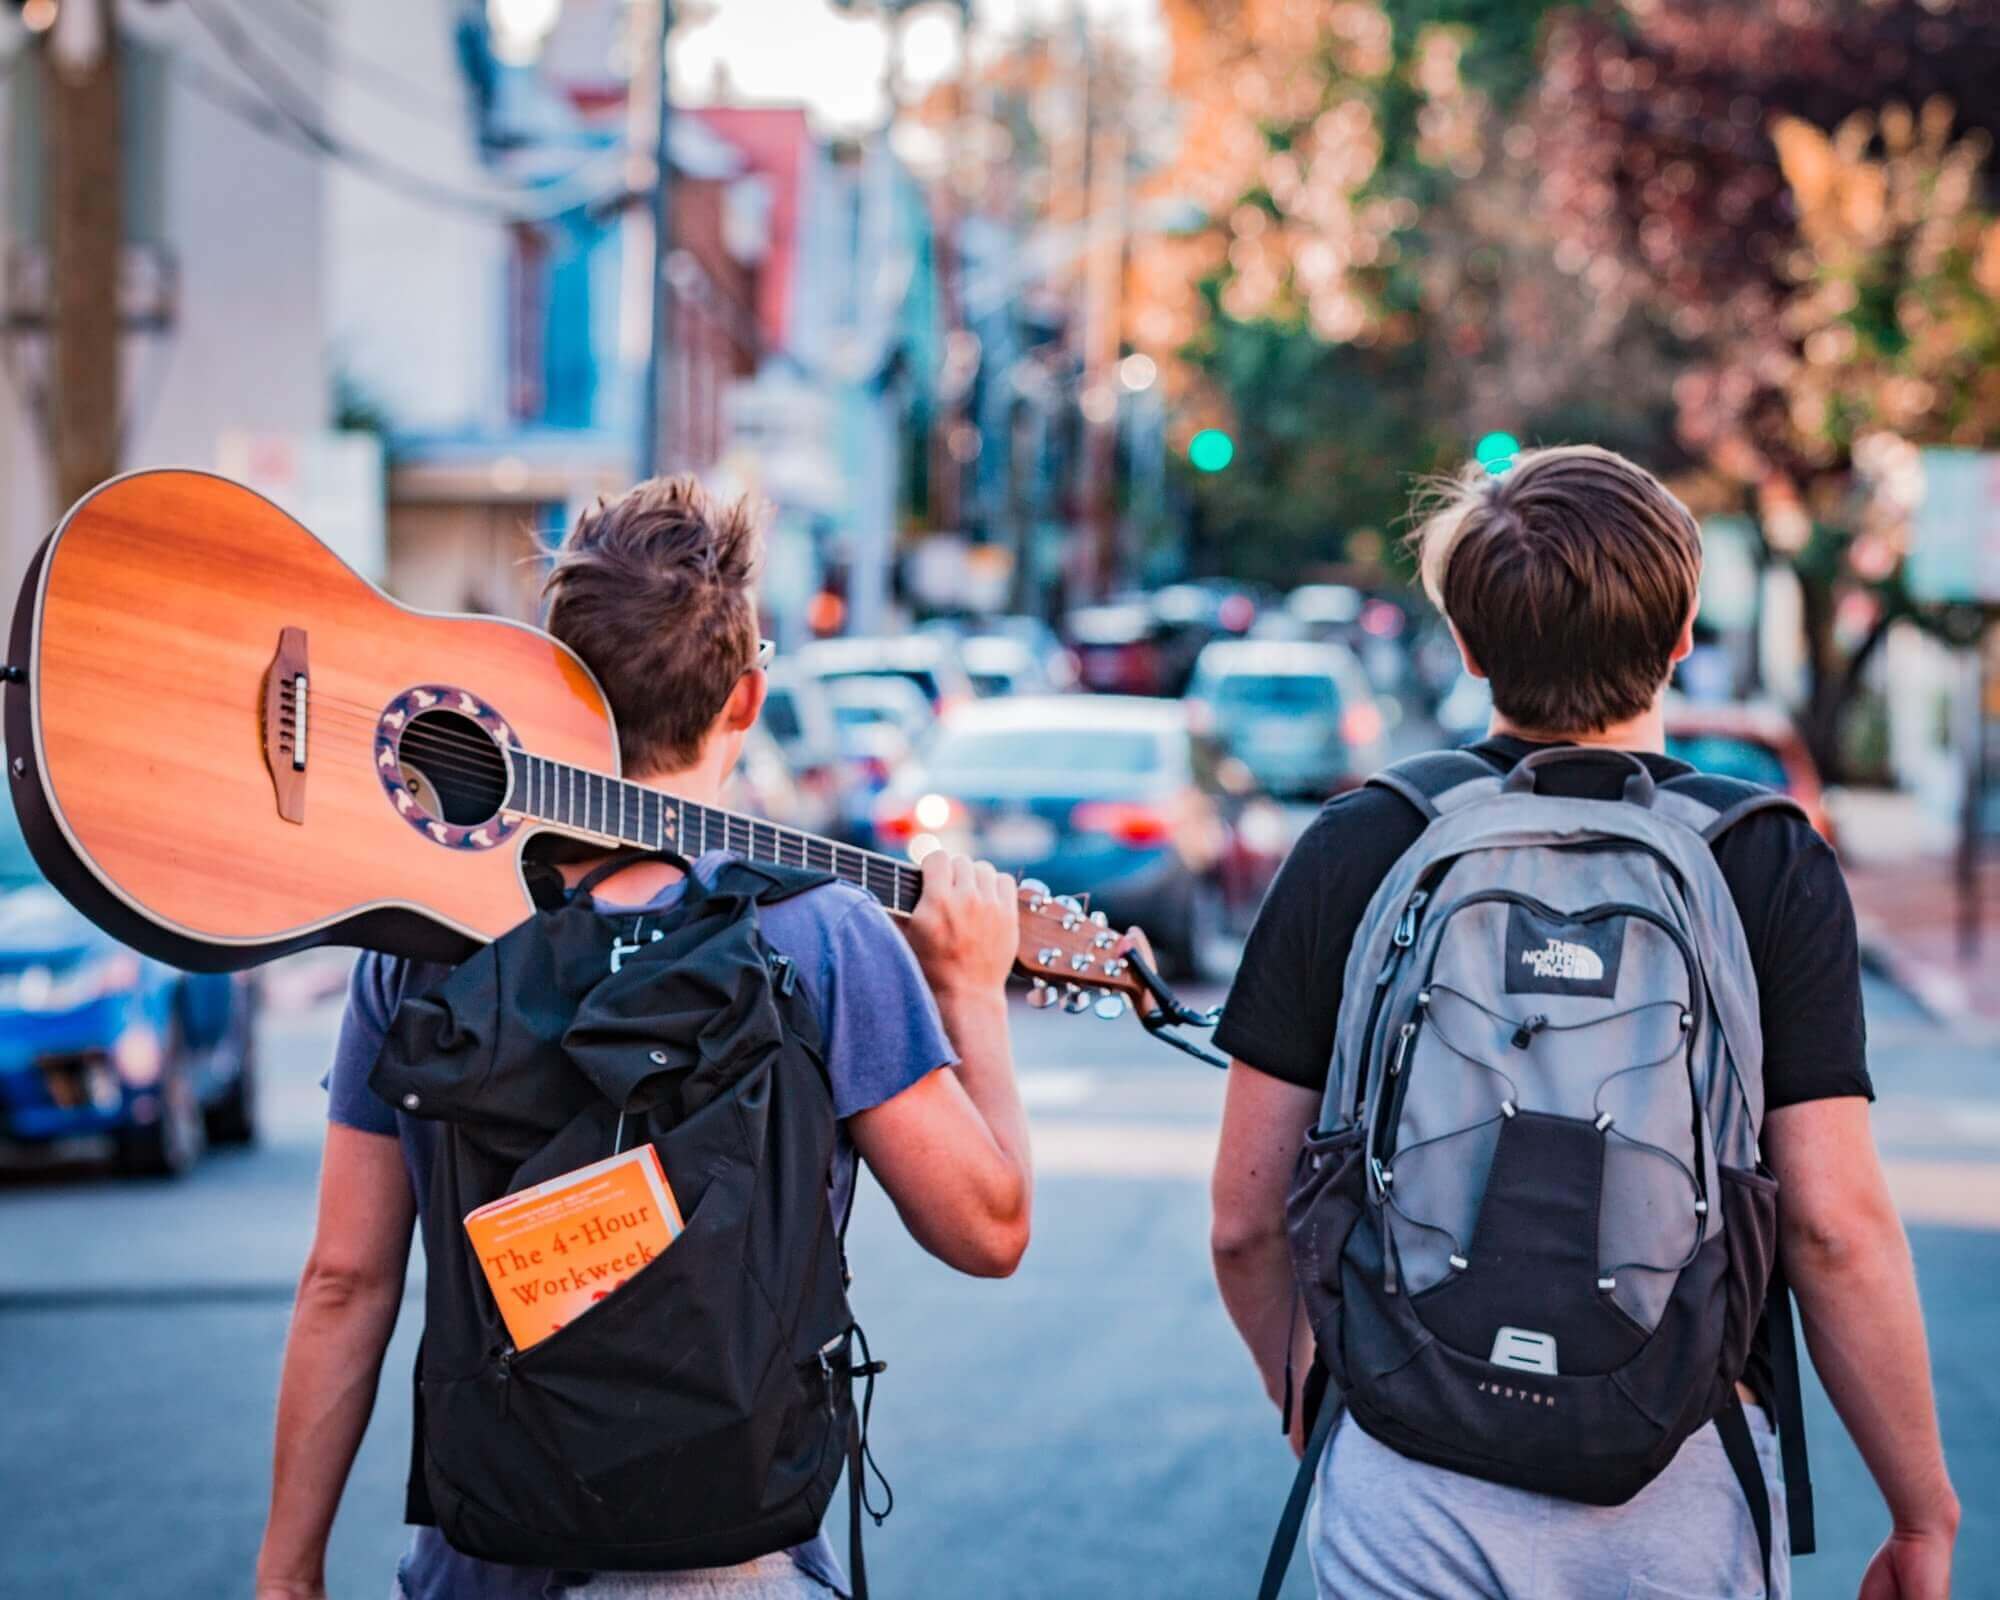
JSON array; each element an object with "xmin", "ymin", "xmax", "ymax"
[{"xmin": 464, "ymin": 1144, "xmax": 685, "ymax": 1350}]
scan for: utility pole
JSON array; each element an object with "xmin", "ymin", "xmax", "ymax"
[
  {"xmin": 44, "ymin": 0, "xmax": 122, "ymax": 511},
  {"xmin": 636, "ymin": 0, "xmax": 674, "ymax": 480}
]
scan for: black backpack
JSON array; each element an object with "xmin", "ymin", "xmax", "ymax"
[{"xmin": 369, "ymin": 853, "xmax": 885, "ymax": 1584}]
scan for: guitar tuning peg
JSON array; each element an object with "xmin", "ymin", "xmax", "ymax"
[
  {"xmin": 1054, "ymin": 894, "xmax": 1083, "ymax": 915},
  {"xmin": 1020, "ymin": 877, "xmax": 1050, "ymax": 899},
  {"xmin": 1089, "ymin": 909, "xmax": 1109, "ymax": 928},
  {"xmin": 1060, "ymin": 984, "xmax": 1092, "ymax": 1015},
  {"xmin": 1026, "ymin": 979, "xmax": 1058, "ymax": 1010},
  {"xmin": 1093, "ymin": 990, "xmax": 1126, "ymax": 1020}
]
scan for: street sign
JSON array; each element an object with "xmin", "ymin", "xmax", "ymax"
[{"xmin": 1908, "ymin": 449, "xmax": 2000, "ymax": 606}]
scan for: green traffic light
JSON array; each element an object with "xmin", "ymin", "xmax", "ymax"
[
  {"xmin": 1475, "ymin": 431, "xmax": 1520, "ymax": 474},
  {"xmin": 1189, "ymin": 428, "xmax": 1235, "ymax": 472}
]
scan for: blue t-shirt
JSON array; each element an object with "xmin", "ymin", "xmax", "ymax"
[{"xmin": 323, "ymin": 852, "xmax": 955, "ymax": 1600}]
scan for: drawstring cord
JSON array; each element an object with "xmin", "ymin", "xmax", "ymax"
[{"xmin": 849, "ymin": 1321, "xmax": 894, "ymax": 1525}]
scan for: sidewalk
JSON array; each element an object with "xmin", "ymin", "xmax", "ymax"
[{"xmin": 1833, "ymin": 789, "xmax": 2000, "ymax": 1032}]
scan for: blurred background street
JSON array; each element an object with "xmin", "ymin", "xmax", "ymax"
[
  {"xmin": 4, "ymin": 965, "xmax": 1999, "ymax": 1599},
  {"xmin": 2, "ymin": 0, "xmax": 1999, "ymax": 1593}
]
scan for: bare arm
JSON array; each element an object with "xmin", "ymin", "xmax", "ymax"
[
  {"xmin": 255, "ymin": 1124, "xmax": 416, "ymax": 1600},
  {"xmin": 1764, "ymin": 1097, "xmax": 1958, "ymax": 1599},
  {"xmin": 1211, "ymin": 1060, "xmax": 1319, "ymax": 1447},
  {"xmin": 851, "ymin": 850, "xmax": 1031, "ymax": 1278}
]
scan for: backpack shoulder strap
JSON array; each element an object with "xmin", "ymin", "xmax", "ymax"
[
  {"xmin": 1365, "ymin": 749, "xmax": 1498, "ymax": 821},
  {"xmin": 711, "ymin": 855, "xmax": 837, "ymax": 906},
  {"xmin": 1655, "ymin": 772, "xmax": 1809, "ymax": 844}
]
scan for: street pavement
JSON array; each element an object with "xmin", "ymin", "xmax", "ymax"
[{"xmin": 2, "ymin": 959, "xmax": 1995, "ymax": 1599}]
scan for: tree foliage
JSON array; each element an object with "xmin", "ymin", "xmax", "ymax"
[{"xmin": 1166, "ymin": 0, "xmax": 2000, "ymax": 770}]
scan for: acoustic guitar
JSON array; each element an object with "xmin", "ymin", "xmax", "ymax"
[{"xmin": 3, "ymin": 470, "xmax": 1148, "ymax": 1021}]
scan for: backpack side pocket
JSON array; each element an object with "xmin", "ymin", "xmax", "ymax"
[
  {"xmin": 1716, "ymin": 1163, "xmax": 1779, "ymax": 1389},
  {"xmin": 1287, "ymin": 1125, "xmax": 1368, "ymax": 1373}
]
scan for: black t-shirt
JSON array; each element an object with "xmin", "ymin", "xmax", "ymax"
[
  {"xmin": 1217, "ymin": 735, "xmax": 1872, "ymax": 1108},
  {"xmin": 1215, "ymin": 735, "xmax": 1873, "ymax": 1402}
]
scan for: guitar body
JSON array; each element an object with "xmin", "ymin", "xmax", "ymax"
[{"xmin": 6, "ymin": 470, "xmax": 618, "ymax": 971}]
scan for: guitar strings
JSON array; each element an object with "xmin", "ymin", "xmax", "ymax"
[
  {"xmin": 306, "ymin": 726, "xmax": 920, "ymax": 895},
  {"xmin": 287, "ymin": 697, "xmax": 920, "ymax": 905}
]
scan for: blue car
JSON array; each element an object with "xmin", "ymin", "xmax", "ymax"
[{"xmin": 0, "ymin": 784, "xmax": 257, "ymax": 1175}]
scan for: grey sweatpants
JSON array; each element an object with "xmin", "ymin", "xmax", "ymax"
[{"xmin": 1311, "ymin": 1411, "xmax": 1789, "ymax": 1600}]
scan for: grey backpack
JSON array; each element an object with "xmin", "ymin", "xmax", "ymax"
[{"xmin": 1261, "ymin": 747, "xmax": 1815, "ymax": 1598}]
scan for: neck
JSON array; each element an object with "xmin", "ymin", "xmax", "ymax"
[{"xmin": 1488, "ymin": 700, "xmax": 1666, "ymax": 755}]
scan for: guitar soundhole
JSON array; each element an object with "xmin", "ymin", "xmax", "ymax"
[
  {"xmin": 401, "ymin": 709, "xmax": 509, "ymax": 825},
  {"xmin": 375, "ymin": 685, "xmax": 523, "ymax": 852}
]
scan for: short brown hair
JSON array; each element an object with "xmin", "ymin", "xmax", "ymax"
[
  {"xmin": 542, "ymin": 475, "xmax": 763, "ymax": 774},
  {"xmin": 1411, "ymin": 445, "xmax": 1701, "ymax": 735}
]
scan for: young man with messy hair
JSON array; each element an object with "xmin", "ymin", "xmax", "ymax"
[
  {"xmin": 1211, "ymin": 445, "xmax": 1958, "ymax": 1598},
  {"xmin": 257, "ymin": 477, "xmax": 1038, "ymax": 1600}
]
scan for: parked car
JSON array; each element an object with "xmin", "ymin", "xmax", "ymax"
[
  {"xmin": 1285, "ymin": 584, "xmax": 1364, "ymax": 639},
  {"xmin": 824, "ymin": 675, "xmax": 935, "ymax": 838},
  {"xmin": 758, "ymin": 662, "xmax": 857, "ymax": 841},
  {"xmin": 1185, "ymin": 639, "xmax": 1388, "ymax": 799},
  {"xmin": 727, "ymin": 721, "xmax": 808, "ymax": 829},
  {"xmin": 1065, "ymin": 603, "xmax": 1167, "ymax": 696},
  {"xmin": 870, "ymin": 696, "xmax": 1275, "ymax": 980},
  {"xmin": 0, "ymin": 783, "xmax": 258, "ymax": 1176},
  {"xmin": 1663, "ymin": 699, "xmax": 1837, "ymax": 845},
  {"xmin": 797, "ymin": 636, "xmax": 976, "ymax": 716},
  {"xmin": 920, "ymin": 615, "xmax": 1079, "ymax": 692},
  {"xmin": 959, "ymin": 634, "xmax": 1064, "ymax": 697}
]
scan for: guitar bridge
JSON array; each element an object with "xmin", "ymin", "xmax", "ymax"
[{"xmin": 262, "ymin": 626, "xmax": 308, "ymax": 823}]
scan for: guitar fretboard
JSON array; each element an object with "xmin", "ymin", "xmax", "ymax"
[{"xmin": 505, "ymin": 749, "xmax": 921, "ymax": 915}]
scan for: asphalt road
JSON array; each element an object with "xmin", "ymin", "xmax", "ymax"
[{"xmin": 2, "ymin": 959, "xmax": 1995, "ymax": 1599}]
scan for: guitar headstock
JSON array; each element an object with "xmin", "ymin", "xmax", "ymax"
[{"xmin": 1012, "ymin": 878, "xmax": 1144, "ymax": 1019}]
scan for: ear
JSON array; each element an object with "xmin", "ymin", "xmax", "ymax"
[
  {"xmin": 1668, "ymin": 605, "xmax": 1697, "ymax": 667},
  {"xmin": 718, "ymin": 666, "xmax": 766, "ymax": 735},
  {"xmin": 1448, "ymin": 620, "xmax": 1486, "ymax": 680}
]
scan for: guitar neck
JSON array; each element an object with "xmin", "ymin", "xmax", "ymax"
[{"xmin": 505, "ymin": 748, "xmax": 921, "ymax": 916}]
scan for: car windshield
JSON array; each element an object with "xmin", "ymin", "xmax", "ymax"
[
  {"xmin": 761, "ymin": 689, "xmax": 803, "ymax": 743},
  {"xmin": 822, "ymin": 667, "xmax": 941, "ymax": 703},
  {"xmin": 1665, "ymin": 733, "xmax": 1789, "ymax": 790},
  {"xmin": 924, "ymin": 726, "xmax": 1167, "ymax": 779},
  {"xmin": 1205, "ymin": 672, "xmax": 1338, "ymax": 714},
  {"xmin": 833, "ymin": 702, "xmax": 899, "ymax": 729},
  {"xmin": 0, "ymin": 784, "xmax": 43, "ymax": 892}
]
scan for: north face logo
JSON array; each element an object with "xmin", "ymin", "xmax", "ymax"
[
  {"xmin": 1520, "ymin": 938, "xmax": 1605, "ymax": 982},
  {"xmin": 1504, "ymin": 905, "xmax": 1624, "ymax": 997}
]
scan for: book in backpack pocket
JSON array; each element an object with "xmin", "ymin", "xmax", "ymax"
[{"xmin": 465, "ymin": 1145, "xmax": 685, "ymax": 1350}]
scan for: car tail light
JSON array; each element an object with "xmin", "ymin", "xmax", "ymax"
[
  {"xmin": 1360, "ymin": 599, "xmax": 1403, "ymax": 638},
  {"xmin": 1072, "ymin": 800, "xmax": 1173, "ymax": 847},
  {"xmin": 1341, "ymin": 702, "xmax": 1384, "ymax": 748},
  {"xmin": 875, "ymin": 791, "xmax": 956, "ymax": 844},
  {"xmin": 874, "ymin": 802, "xmax": 917, "ymax": 844}
]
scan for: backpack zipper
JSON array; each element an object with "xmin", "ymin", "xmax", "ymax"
[
  {"xmin": 1367, "ymin": 1002, "xmax": 1427, "ymax": 1181},
  {"xmin": 1349, "ymin": 886, "xmax": 1434, "ymax": 1125}
]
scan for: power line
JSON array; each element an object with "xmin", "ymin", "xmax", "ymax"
[
  {"xmin": 245, "ymin": 0, "xmax": 486, "ymax": 135},
  {"xmin": 178, "ymin": 0, "xmax": 630, "ymax": 224}
]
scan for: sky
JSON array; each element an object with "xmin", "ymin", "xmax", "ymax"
[{"xmin": 671, "ymin": 0, "xmax": 1165, "ymax": 131}]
